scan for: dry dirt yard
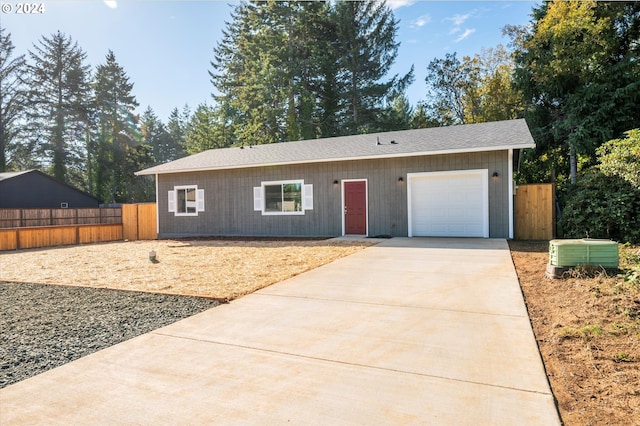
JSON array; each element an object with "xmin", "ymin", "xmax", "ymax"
[
  {"xmin": 509, "ymin": 240, "xmax": 640, "ymax": 426},
  {"xmin": 0, "ymin": 238, "xmax": 375, "ymax": 300}
]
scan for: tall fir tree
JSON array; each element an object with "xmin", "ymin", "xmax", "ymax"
[
  {"xmin": 0, "ymin": 29, "xmax": 30, "ymax": 172},
  {"xmin": 211, "ymin": 0, "xmax": 412, "ymax": 144},
  {"xmin": 185, "ymin": 103, "xmax": 233, "ymax": 154},
  {"xmin": 166, "ymin": 105, "xmax": 190, "ymax": 159},
  {"xmin": 141, "ymin": 106, "xmax": 173, "ymax": 164},
  {"xmin": 332, "ymin": 0, "xmax": 413, "ymax": 134},
  {"xmin": 376, "ymin": 95, "xmax": 413, "ymax": 132},
  {"xmin": 211, "ymin": 1, "xmax": 330, "ymax": 145},
  {"xmin": 27, "ymin": 31, "xmax": 91, "ymax": 187},
  {"xmin": 92, "ymin": 50, "xmax": 140, "ymax": 203}
]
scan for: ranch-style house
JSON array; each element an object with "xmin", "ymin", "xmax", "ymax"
[{"xmin": 136, "ymin": 118, "xmax": 535, "ymax": 239}]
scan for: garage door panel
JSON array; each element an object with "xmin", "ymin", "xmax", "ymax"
[{"xmin": 409, "ymin": 170, "xmax": 488, "ymax": 238}]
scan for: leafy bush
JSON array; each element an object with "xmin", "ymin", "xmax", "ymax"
[
  {"xmin": 560, "ymin": 170, "xmax": 640, "ymax": 244},
  {"xmin": 597, "ymin": 129, "xmax": 640, "ymax": 189},
  {"xmin": 619, "ymin": 244, "xmax": 640, "ymax": 289}
]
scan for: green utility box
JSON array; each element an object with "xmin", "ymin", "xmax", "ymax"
[{"xmin": 548, "ymin": 239, "xmax": 619, "ymax": 268}]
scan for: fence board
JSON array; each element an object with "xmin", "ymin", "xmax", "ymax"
[
  {"xmin": 122, "ymin": 204, "xmax": 139, "ymax": 240},
  {"xmin": 0, "ymin": 229, "xmax": 18, "ymax": 250},
  {"xmin": 78, "ymin": 224, "xmax": 122, "ymax": 244},
  {"xmin": 0, "ymin": 210, "xmax": 20, "ymax": 228},
  {"xmin": 515, "ymin": 183, "xmax": 555, "ymax": 240},
  {"xmin": 100, "ymin": 208, "xmax": 122, "ymax": 224},
  {"xmin": 17, "ymin": 226, "xmax": 77, "ymax": 249},
  {"xmin": 18, "ymin": 227, "xmax": 51, "ymax": 248},
  {"xmin": 52, "ymin": 209, "xmax": 78, "ymax": 226},
  {"xmin": 22, "ymin": 209, "xmax": 52, "ymax": 227},
  {"xmin": 137, "ymin": 203, "xmax": 157, "ymax": 240}
]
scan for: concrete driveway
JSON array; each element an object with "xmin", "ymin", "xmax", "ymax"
[{"xmin": 0, "ymin": 238, "xmax": 560, "ymax": 425}]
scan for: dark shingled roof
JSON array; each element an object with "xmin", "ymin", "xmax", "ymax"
[{"xmin": 137, "ymin": 119, "xmax": 534, "ymax": 176}]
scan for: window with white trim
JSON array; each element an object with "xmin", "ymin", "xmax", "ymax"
[
  {"xmin": 168, "ymin": 185, "xmax": 205, "ymax": 216},
  {"xmin": 254, "ymin": 180, "xmax": 313, "ymax": 215}
]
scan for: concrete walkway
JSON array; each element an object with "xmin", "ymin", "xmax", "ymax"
[{"xmin": 0, "ymin": 238, "xmax": 560, "ymax": 425}]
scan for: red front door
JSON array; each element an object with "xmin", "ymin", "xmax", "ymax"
[{"xmin": 344, "ymin": 181, "xmax": 367, "ymax": 235}]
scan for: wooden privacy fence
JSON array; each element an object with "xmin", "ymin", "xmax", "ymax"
[
  {"xmin": 0, "ymin": 204, "xmax": 156, "ymax": 251},
  {"xmin": 514, "ymin": 183, "xmax": 555, "ymax": 240},
  {"xmin": 0, "ymin": 224, "xmax": 123, "ymax": 251},
  {"xmin": 0, "ymin": 207, "xmax": 121, "ymax": 228},
  {"xmin": 122, "ymin": 203, "xmax": 157, "ymax": 241}
]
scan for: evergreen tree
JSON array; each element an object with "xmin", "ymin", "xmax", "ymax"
[
  {"xmin": 210, "ymin": 0, "xmax": 412, "ymax": 143},
  {"xmin": 376, "ymin": 94, "xmax": 413, "ymax": 132},
  {"xmin": 122, "ymin": 141, "xmax": 155, "ymax": 203},
  {"xmin": 166, "ymin": 106, "xmax": 190, "ymax": 159},
  {"xmin": 92, "ymin": 50, "xmax": 140, "ymax": 203},
  {"xmin": 332, "ymin": 0, "xmax": 413, "ymax": 134},
  {"xmin": 0, "ymin": 29, "xmax": 30, "ymax": 172},
  {"xmin": 141, "ymin": 106, "xmax": 173, "ymax": 164},
  {"xmin": 510, "ymin": 1, "xmax": 640, "ymax": 184},
  {"xmin": 27, "ymin": 31, "xmax": 91, "ymax": 187},
  {"xmin": 211, "ymin": 1, "xmax": 330, "ymax": 145},
  {"xmin": 185, "ymin": 103, "xmax": 233, "ymax": 154}
]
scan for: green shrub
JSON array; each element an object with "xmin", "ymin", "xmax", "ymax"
[
  {"xmin": 560, "ymin": 170, "xmax": 640, "ymax": 244},
  {"xmin": 619, "ymin": 244, "xmax": 640, "ymax": 288}
]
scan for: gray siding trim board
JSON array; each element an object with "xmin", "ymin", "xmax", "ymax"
[{"xmin": 157, "ymin": 150, "xmax": 511, "ymax": 239}]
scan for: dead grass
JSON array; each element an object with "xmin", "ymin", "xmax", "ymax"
[
  {"xmin": 0, "ymin": 239, "xmax": 375, "ymax": 300},
  {"xmin": 509, "ymin": 240, "xmax": 640, "ymax": 426}
]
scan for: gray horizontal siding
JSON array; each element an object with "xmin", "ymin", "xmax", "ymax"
[{"xmin": 157, "ymin": 150, "xmax": 510, "ymax": 239}]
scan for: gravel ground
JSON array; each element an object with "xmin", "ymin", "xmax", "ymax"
[{"xmin": 0, "ymin": 282, "xmax": 219, "ymax": 389}]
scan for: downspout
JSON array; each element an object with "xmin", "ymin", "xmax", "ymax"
[{"xmin": 508, "ymin": 149, "xmax": 514, "ymax": 239}]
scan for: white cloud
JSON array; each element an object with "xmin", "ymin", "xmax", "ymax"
[
  {"xmin": 445, "ymin": 11, "xmax": 476, "ymax": 40},
  {"xmin": 454, "ymin": 28, "xmax": 476, "ymax": 43},
  {"xmin": 447, "ymin": 13, "xmax": 472, "ymax": 27},
  {"xmin": 104, "ymin": 1, "xmax": 117, "ymax": 9},
  {"xmin": 386, "ymin": 0, "xmax": 416, "ymax": 10},
  {"xmin": 411, "ymin": 14, "xmax": 432, "ymax": 28}
]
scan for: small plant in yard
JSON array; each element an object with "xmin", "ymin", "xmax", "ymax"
[
  {"xmin": 559, "ymin": 324, "xmax": 604, "ymax": 341},
  {"xmin": 608, "ymin": 323, "xmax": 628, "ymax": 335},
  {"xmin": 612, "ymin": 352, "xmax": 634, "ymax": 363},
  {"xmin": 566, "ymin": 264, "xmax": 608, "ymax": 279}
]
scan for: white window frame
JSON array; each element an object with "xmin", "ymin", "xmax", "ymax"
[
  {"xmin": 170, "ymin": 185, "xmax": 204, "ymax": 217},
  {"xmin": 254, "ymin": 180, "xmax": 313, "ymax": 216}
]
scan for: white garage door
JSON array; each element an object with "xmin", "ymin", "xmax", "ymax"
[{"xmin": 408, "ymin": 170, "xmax": 489, "ymax": 238}]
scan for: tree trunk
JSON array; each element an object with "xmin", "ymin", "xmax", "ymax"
[{"xmin": 569, "ymin": 144, "xmax": 577, "ymax": 184}]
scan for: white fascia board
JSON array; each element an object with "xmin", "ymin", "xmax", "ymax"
[{"xmin": 135, "ymin": 143, "xmax": 535, "ymax": 176}]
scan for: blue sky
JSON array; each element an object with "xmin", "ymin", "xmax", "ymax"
[{"xmin": 3, "ymin": 0, "xmax": 537, "ymax": 122}]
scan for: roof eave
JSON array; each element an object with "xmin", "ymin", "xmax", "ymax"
[{"xmin": 135, "ymin": 143, "xmax": 535, "ymax": 176}]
